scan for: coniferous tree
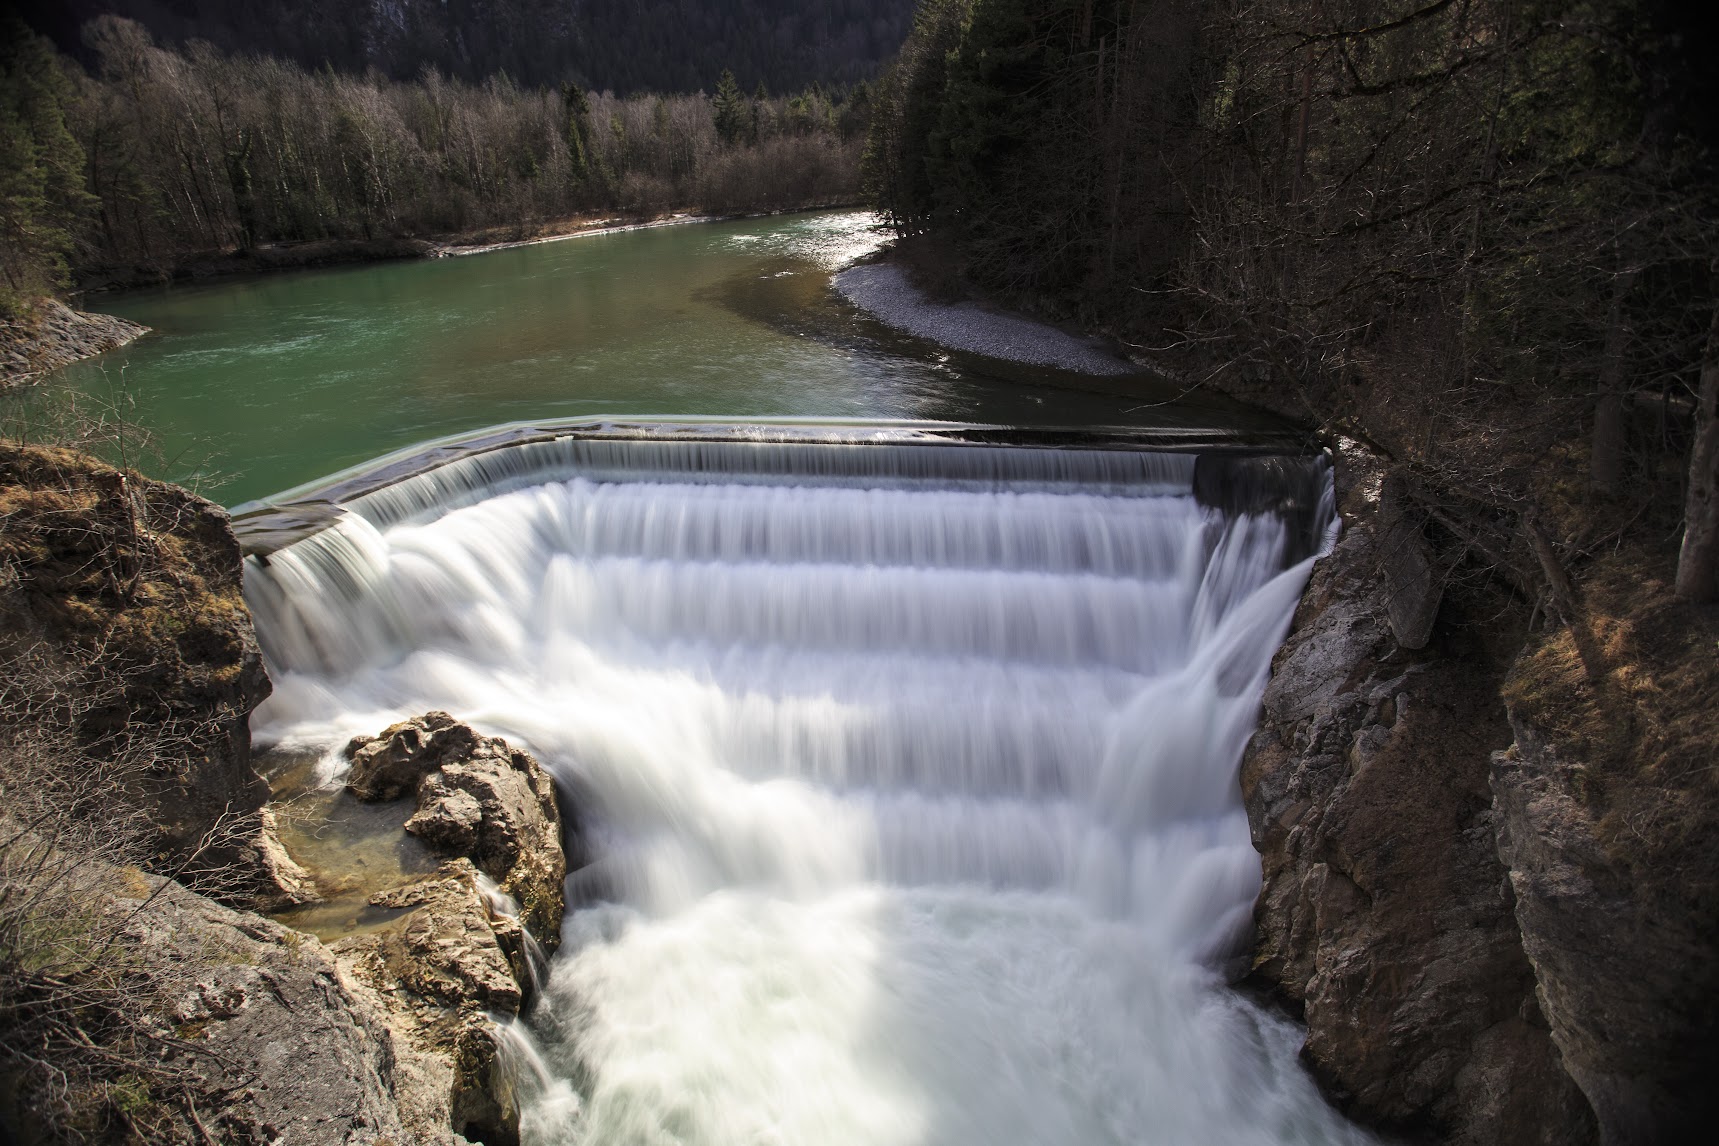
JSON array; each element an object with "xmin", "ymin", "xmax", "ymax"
[
  {"xmin": 0, "ymin": 17, "xmax": 94, "ymax": 313},
  {"xmin": 712, "ymin": 67, "xmax": 745, "ymax": 146},
  {"xmin": 561, "ymin": 80, "xmax": 591, "ymax": 182}
]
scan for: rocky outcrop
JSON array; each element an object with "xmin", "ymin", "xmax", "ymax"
[
  {"xmin": 332, "ymin": 863, "xmax": 534, "ymax": 1146},
  {"xmin": 1494, "ymin": 719, "xmax": 1719, "ymax": 1145},
  {"xmin": 346, "ymin": 711, "xmax": 567, "ymax": 947},
  {"xmin": 1240, "ymin": 443, "xmax": 1595, "ymax": 1143},
  {"xmin": 0, "ymin": 443, "xmax": 307, "ymax": 910},
  {"xmin": 329, "ymin": 713, "xmax": 569, "ymax": 1145},
  {"xmin": 114, "ymin": 874, "xmax": 409, "ymax": 1144},
  {"xmin": 0, "ymin": 298, "xmax": 147, "ymax": 385}
]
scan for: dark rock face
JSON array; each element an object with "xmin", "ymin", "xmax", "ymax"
[
  {"xmin": 0, "ymin": 443, "xmax": 308, "ymax": 910},
  {"xmin": 1240, "ymin": 445, "xmax": 1594, "ymax": 1144},
  {"xmin": 1493, "ymin": 721, "xmax": 1718, "ymax": 1146},
  {"xmin": 119, "ymin": 876, "xmax": 408, "ymax": 1144}
]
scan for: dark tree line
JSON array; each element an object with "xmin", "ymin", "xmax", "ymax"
[
  {"xmin": 867, "ymin": 0, "xmax": 1719, "ymax": 603},
  {"xmin": 15, "ymin": 0, "xmax": 918, "ymax": 98},
  {"xmin": 0, "ymin": 16, "xmax": 869, "ymax": 296},
  {"xmin": 0, "ymin": 15, "xmax": 93, "ymax": 311}
]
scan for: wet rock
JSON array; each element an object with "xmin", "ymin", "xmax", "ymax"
[
  {"xmin": 1240, "ymin": 442, "xmax": 1594, "ymax": 1144},
  {"xmin": 251, "ymin": 806, "xmax": 322, "ymax": 911},
  {"xmin": 331, "ymin": 861, "xmax": 529, "ymax": 1146},
  {"xmin": 118, "ymin": 875, "xmax": 408, "ymax": 1144},
  {"xmin": 346, "ymin": 711, "xmax": 478, "ymax": 801},
  {"xmin": 408, "ymin": 783, "xmax": 485, "ymax": 852},
  {"xmin": 347, "ymin": 711, "xmax": 566, "ymax": 953}
]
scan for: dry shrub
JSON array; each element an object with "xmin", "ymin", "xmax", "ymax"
[{"xmin": 0, "ymin": 648, "xmax": 253, "ymax": 1142}]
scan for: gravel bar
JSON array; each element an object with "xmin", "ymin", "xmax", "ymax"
[{"xmin": 833, "ymin": 263, "xmax": 1136, "ymax": 376}]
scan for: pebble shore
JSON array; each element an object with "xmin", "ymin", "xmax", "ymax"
[
  {"xmin": 1, "ymin": 299, "xmax": 148, "ymax": 386},
  {"xmin": 833, "ymin": 262, "xmax": 1136, "ymax": 375}
]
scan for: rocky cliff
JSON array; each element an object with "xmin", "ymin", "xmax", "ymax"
[
  {"xmin": 1242, "ymin": 442, "xmax": 1719, "ymax": 1144},
  {"xmin": 0, "ymin": 442, "xmax": 310, "ymax": 908}
]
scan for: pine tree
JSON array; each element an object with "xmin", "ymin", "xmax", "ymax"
[
  {"xmin": 561, "ymin": 81, "xmax": 591, "ymax": 182},
  {"xmin": 712, "ymin": 67, "xmax": 745, "ymax": 147},
  {"xmin": 0, "ymin": 17, "xmax": 95, "ymax": 314}
]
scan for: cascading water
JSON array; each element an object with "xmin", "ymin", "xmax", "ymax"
[{"xmin": 242, "ymin": 426, "xmax": 1371, "ymax": 1146}]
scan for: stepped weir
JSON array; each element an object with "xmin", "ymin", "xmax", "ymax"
[{"xmin": 239, "ymin": 417, "xmax": 1370, "ymax": 1145}]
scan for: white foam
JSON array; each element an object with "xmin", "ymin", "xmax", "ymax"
[{"xmin": 247, "ymin": 450, "xmax": 1367, "ymax": 1145}]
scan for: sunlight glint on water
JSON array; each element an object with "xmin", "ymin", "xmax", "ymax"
[{"xmin": 245, "ymin": 440, "xmax": 1371, "ymax": 1146}]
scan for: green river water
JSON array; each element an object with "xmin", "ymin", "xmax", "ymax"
[{"xmin": 24, "ymin": 211, "xmax": 1269, "ymax": 506}]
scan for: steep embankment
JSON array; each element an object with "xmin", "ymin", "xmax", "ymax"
[
  {"xmin": 0, "ymin": 445, "xmax": 570, "ymax": 1142},
  {"xmin": 0, "ymin": 442, "xmax": 304, "ymax": 904},
  {"xmin": 0, "ymin": 299, "xmax": 147, "ymax": 385},
  {"xmin": 1240, "ymin": 444, "xmax": 1593, "ymax": 1144},
  {"xmin": 1242, "ymin": 441, "xmax": 1719, "ymax": 1144}
]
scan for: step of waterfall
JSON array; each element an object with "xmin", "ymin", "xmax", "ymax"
[{"xmin": 242, "ymin": 420, "xmax": 1370, "ymax": 1146}]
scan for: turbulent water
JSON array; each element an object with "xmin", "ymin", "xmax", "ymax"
[{"xmin": 245, "ymin": 434, "xmax": 1371, "ymax": 1146}]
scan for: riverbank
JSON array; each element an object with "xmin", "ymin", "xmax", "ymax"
[
  {"xmin": 0, "ymin": 299, "xmax": 148, "ymax": 387},
  {"xmin": 833, "ymin": 262, "xmax": 1136, "ymax": 376},
  {"xmin": 73, "ymin": 203, "xmax": 866, "ymax": 295}
]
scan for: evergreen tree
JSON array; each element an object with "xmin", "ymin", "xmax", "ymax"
[
  {"xmin": 712, "ymin": 67, "xmax": 745, "ymax": 146},
  {"xmin": 0, "ymin": 17, "xmax": 94, "ymax": 314},
  {"xmin": 561, "ymin": 80, "xmax": 591, "ymax": 182}
]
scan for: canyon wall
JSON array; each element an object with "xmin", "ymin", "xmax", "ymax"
[{"xmin": 1242, "ymin": 443, "xmax": 1718, "ymax": 1145}]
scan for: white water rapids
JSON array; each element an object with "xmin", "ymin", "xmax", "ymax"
[{"xmin": 244, "ymin": 438, "xmax": 1372, "ymax": 1145}]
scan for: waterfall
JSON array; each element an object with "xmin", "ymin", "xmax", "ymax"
[{"xmin": 244, "ymin": 428, "xmax": 1371, "ymax": 1146}]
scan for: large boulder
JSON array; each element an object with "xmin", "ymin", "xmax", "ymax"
[
  {"xmin": 345, "ymin": 711, "xmax": 566, "ymax": 950},
  {"xmin": 0, "ymin": 443, "xmax": 307, "ymax": 912},
  {"xmin": 112, "ymin": 875, "xmax": 408, "ymax": 1144},
  {"xmin": 330, "ymin": 713, "xmax": 571, "ymax": 1145},
  {"xmin": 1240, "ymin": 443, "xmax": 1594, "ymax": 1144}
]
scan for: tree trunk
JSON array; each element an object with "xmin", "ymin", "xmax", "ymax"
[
  {"xmin": 1675, "ymin": 297, "xmax": 1719, "ymax": 602},
  {"xmin": 1590, "ymin": 268, "xmax": 1635, "ymax": 495},
  {"xmin": 1525, "ymin": 510, "xmax": 1606, "ymax": 682}
]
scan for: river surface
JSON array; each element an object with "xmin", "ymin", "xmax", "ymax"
[
  {"xmin": 33, "ymin": 211, "xmax": 1267, "ymax": 507},
  {"xmin": 39, "ymin": 211, "xmax": 1369, "ymax": 1143}
]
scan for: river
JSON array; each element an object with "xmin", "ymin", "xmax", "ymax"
[
  {"xmin": 50, "ymin": 211, "xmax": 1370, "ymax": 1144},
  {"xmin": 38, "ymin": 211, "xmax": 1272, "ymax": 508}
]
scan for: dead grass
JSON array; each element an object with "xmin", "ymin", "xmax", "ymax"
[{"xmin": 1503, "ymin": 545, "xmax": 1719, "ymax": 899}]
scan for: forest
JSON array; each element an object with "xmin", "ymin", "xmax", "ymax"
[
  {"xmin": 0, "ymin": 15, "xmax": 869, "ymax": 304},
  {"xmin": 15, "ymin": 0, "xmax": 919, "ymax": 97},
  {"xmin": 864, "ymin": 0, "xmax": 1717, "ymax": 604}
]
